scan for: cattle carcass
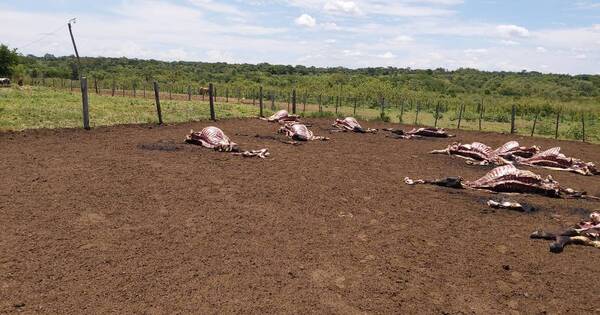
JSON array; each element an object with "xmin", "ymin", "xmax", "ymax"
[
  {"xmin": 332, "ymin": 117, "xmax": 377, "ymax": 133},
  {"xmin": 185, "ymin": 127, "xmax": 269, "ymax": 158},
  {"xmin": 531, "ymin": 211, "xmax": 600, "ymax": 253},
  {"xmin": 384, "ymin": 127, "xmax": 454, "ymax": 139},
  {"xmin": 430, "ymin": 142, "xmax": 506, "ymax": 165},
  {"xmin": 260, "ymin": 109, "xmax": 300, "ymax": 123},
  {"xmin": 404, "ymin": 164, "xmax": 596, "ymax": 199},
  {"xmin": 516, "ymin": 147, "xmax": 599, "ymax": 176},
  {"xmin": 278, "ymin": 122, "xmax": 328, "ymax": 142},
  {"xmin": 431, "ymin": 141, "xmax": 539, "ymax": 165},
  {"xmin": 493, "ymin": 141, "xmax": 539, "ymax": 160}
]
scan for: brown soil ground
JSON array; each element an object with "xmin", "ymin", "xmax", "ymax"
[{"xmin": 1, "ymin": 118, "xmax": 599, "ymax": 314}]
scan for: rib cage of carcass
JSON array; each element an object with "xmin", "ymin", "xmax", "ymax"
[
  {"xmin": 385, "ymin": 127, "xmax": 454, "ymax": 139},
  {"xmin": 185, "ymin": 127, "xmax": 269, "ymax": 158},
  {"xmin": 430, "ymin": 141, "xmax": 539, "ymax": 165},
  {"xmin": 404, "ymin": 164, "xmax": 595, "ymax": 199},
  {"xmin": 260, "ymin": 109, "xmax": 300, "ymax": 123},
  {"xmin": 516, "ymin": 147, "xmax": 599, "ymax": 176},
  {"xmin": 332, "ymin": 117, "xmax": 377, "ymax": 133},
  {"xmin": 278, "ymin": 122, "xmax": 328, "ymax": 142}
]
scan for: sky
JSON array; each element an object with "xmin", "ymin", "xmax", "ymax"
[{"xmin": 1, "ymin": 0, "xmax": 599, "ymax": 74}]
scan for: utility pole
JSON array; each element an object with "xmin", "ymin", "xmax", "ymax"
[{"xmin": 67, "ymin": 18, "xmax": 81, "ymax": 76}]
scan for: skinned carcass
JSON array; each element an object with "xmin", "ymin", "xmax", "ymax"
[
  {"xmin": 431, "ymin": 141, "xmax": 539, "ymax": 165},
  {"xmin": 332, "ymin": 117, "xmax": 377, "ymax": 133},
  {"xmin": 185, "ymin": 127, "xmax": 269, "ymax": 158},
  {"xmin": 493, "ymin": 141, "xmax": 540, "ymax": 160},
  {"xmin": 404, "ymin": 164, "xmax": 596, "ymax": 199},
  {"xmin": 516, "ymin": 147, "xmax": 599, "ymax": 176},
  {"xmin": 260, "ymin": 109, "xmax": 300, "ymax": 123},
  {"xmin": 278, "ymin": 122, "xmax": 329, "ymax": 142},
  {"xmin": 430, "ymin": 142, "xmax": 507, "ymax": 165},
  {"xmin": 384, "ymin": 127, "xmax": 454, "ymax": 139},
  {"xmin": 531, "ymin": 211, "xmax": 600, "ymax": 253}
]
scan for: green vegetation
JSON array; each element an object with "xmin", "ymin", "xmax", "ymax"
[
  {"xmin": 0, "ymin": 44, "xmax": 19, "ymax": 77},
  {"xmin": 0, "ymin": 44, "xmax": 598, "ymax": 142}
]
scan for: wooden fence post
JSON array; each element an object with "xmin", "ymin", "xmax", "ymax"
[
  {"xmin": 335, "ymin": 96, "xmax": 339, "ymax": 115},
  {"xmin": 414, "ymin": 102, "xmax": 420, "ymax": 125},
  {"xmin": 70, "ymin": 79, "xmax": 73, "ymax": 93},
  {"xmin": 319, "ymin": 94, "xmax": 323, "ymax": 113},
  {"xmin": 510, "ymin": 104, "xmax": 516, "ymax": 134},
  {"xmin": 554, "ymin": 109, "xmax": 561, "ymax": 139},
  {"xmin": 80, "ymin": 77, "xmax": 90, "ymax": 130},
  {"xmin": 457, "ymin": 103, "xmax": 464, "ymax": 129},
  {"xmin": 188, "ymin": 85, "xmax": 192, "ymax": 101},
  {"xmin": 143, "ymin": 83, "xmax": 146, "ymax": 98},
  {"xmin": 302, "ymin": 92, "xmax": 307, "ymax": 113},
  {"xmin": 226, "ymin": 88, "xmax": 229, "ymax": 103},
  {"xmin": 169, "ymin": 85, "xmax": 172, "ymax": 100},
  {"xmin": 271, "ymin": 92, "xmax": 275, "ymax": 110},
  {"xmin": 399, "ymin": 99, "xmax": 405, "ymax": 123},
  {"xmin": 133, "ymin": 82, "xmax": 136, "ymax": 98},
  {"xmin": 434, "ymin": 101, "xmax": 440, "ymax": 127},
  {"xmin": 259, "ymin": 86, "xmax": 264, "ymax": 117},
  {"xmin": 111, "ymin": 80, "xmax": 115, "ymax": 96},
  {"xmin": 94, "ymin": 78, "xmax": 99, "ymax": 94},
  {"xmin": 122, "ymin": 84, "xmax": 125, "ymax": 97},
  {"xmin": 209, "ymin": 83, "xmax": 216, "ymax": 121},
  {"xmin": 380, "ymin": 96, "xmax": 385, "ymax": 119},
  {"xmin": 478, "ymin": 102, "xmax": 484, "ymax": 131},
  {"xmin": 531, "ymin": 110, "xmax": 539, "ymax": 136},
  {"xmin": 292, "ymin": 89, "xmax": 297, "ymax": 114},
  {"xmin": 153, "ymin": 81, "xmax": 163, "ymax": 125},
  {"xmin": 581, "ymin": 112, "xmax": 586, "ymax": 142},
  {"xmin": 353, "ymin": 97, "xmax": 357, "ymax": 116}
]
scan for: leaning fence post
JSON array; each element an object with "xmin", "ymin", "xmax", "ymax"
[
  {"xmin": 259, "ymin": 86, "xmax": 264, "ymax": 117},
  {"xmin": 209, "ymin": 83, "xmax": 216, "ymax": 121},
  {"xmin": 531, "ymin": 110, "xmax": 539, "ymax": 136},
  {"xmin": 434, "ymin": 101, "xmax": 441, "ymax": 127},
  {"xmin": 554, "ymin": 109, "xmax": 561, "ymax": 139},
  {"xmin": 380, "ymin": 96, "xmax": 385, "ymax": 120},
  {"xmin": 80, "ymin": 77, "xmax": 90, "ymax": 130},
  {"xmin": 292, "ymin": 89, "xmax": 297, "ymax": 114},
  {"xmin": 510, "ymin": 104, "xmax": 516, "ymax": 134},
  {"xmin": 581, "ymin": 112, "xmax": 585, "ymax": 142},
  {"xmin": 94, "ymin": 78, "xmax": 99, "ymax": 94},
  {"xmin": 153, "ymin": 81, "xmax": 163, "ymax": 125}
]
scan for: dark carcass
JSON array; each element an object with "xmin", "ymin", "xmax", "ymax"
[
  {"xmin": 384, "ymin": 127, "xmax": 454, "ymax": 139},
  {"xmin": 531, "ymin": 211, "xmax": 600, "ymax": 253}
]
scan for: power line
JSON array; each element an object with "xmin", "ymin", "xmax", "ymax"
[{"xmin": 18, "ymin": 21, "xmax": 70, "ymax": 51}]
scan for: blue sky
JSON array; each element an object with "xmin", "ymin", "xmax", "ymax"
[{"xmin": 1, "ymin": 0, "xmax": 599, "ymax": 74}]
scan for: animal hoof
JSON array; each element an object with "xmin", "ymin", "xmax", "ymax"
[{"xmin": 549, "ymin": 243, "xmax": 564, "ymax": 253}]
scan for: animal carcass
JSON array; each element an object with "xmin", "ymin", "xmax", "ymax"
[
  {"xmin": 185, "ymin": 127, "xmax": 269, "ymax": 158},
  {"xmin": 404, "ymin": 164, "xmax": 595, "ymax": 199},
  {"xmin": 278, "ymin": 122, "xmax": 328, "ymax": 142},
  {"xmin": 531, "ymin": 211, "xmax": 600, "ymax": 253},
  {"xmin": 332, "ymin": 117, "xmax": 377, "ymax": 133},
  {"xmin": 260, "ymin": 109, "xmax": 300, "ymax": 123},
  {"xmin": 384, "ymin": 127, "xmax": 454, "ymax": 139},
  {"xmin": 516, "ymin": 147, "xmax": 599, "ymax": 176},
  {"xmin": 430, "ymin": 142, "xmax": 505, "ymax": 165},
  {"xmin": 431, "ymin": 141, "xmax": 539, "ymax": 165}
]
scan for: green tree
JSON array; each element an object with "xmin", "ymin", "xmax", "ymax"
[{"xmin": 0, "ymin": 44, "xmax": 19, "ymax": 77}]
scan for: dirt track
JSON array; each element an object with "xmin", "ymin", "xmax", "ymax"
[{"xmin": 1, "ymin": 118, "xmax": 599, "ymax": 314}]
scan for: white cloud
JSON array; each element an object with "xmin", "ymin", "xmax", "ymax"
[
  {"xmin": 394, "ymin": 35, "xmax": 414, "ymax": 42},
  {"xmin": 295, "ymin": 14, "xmax": 317, "ymax": 28},
  {"xmin": 575, "ymin": 53, "xmax": 587, "ymax": 59},
  {"xmin": 536, "ymin": 46, "xmax": 547, "ymax": 52},
  {"xmin": 324, "ymin": 0, "xmax": 362, "ymax": 15},
  {"xmin": 342, "ymin": 49, "xmax": 362, "ymax": 56},
  {"xmin": 496, "ymin": 24, "xmax": 529, "ymax": 38},
  {"xmin": 321, "ymin": 22, "xmax": 342, "ymax": 30},
  {"xmin": 325, "ymin": 39, "xmax": 337, "ymax": 43},
  {"xmin": 464, "ymin": 48, "xmax": 488, "ymax": 54},
  {"xmin": 378, "ymin": 51, "xmax": 395, "ymax": 58},
  {"xmin": 499, "ymin": 39, "xmax": 519, "ymax": 46},
  {"xmin": 187, "ymin": 0, "xmax": 246, "ymax": 17}
]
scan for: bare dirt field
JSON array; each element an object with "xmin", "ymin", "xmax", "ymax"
[{"xmin": 1, "ymin": 118, "xmax": 599, "ymax": 314}]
